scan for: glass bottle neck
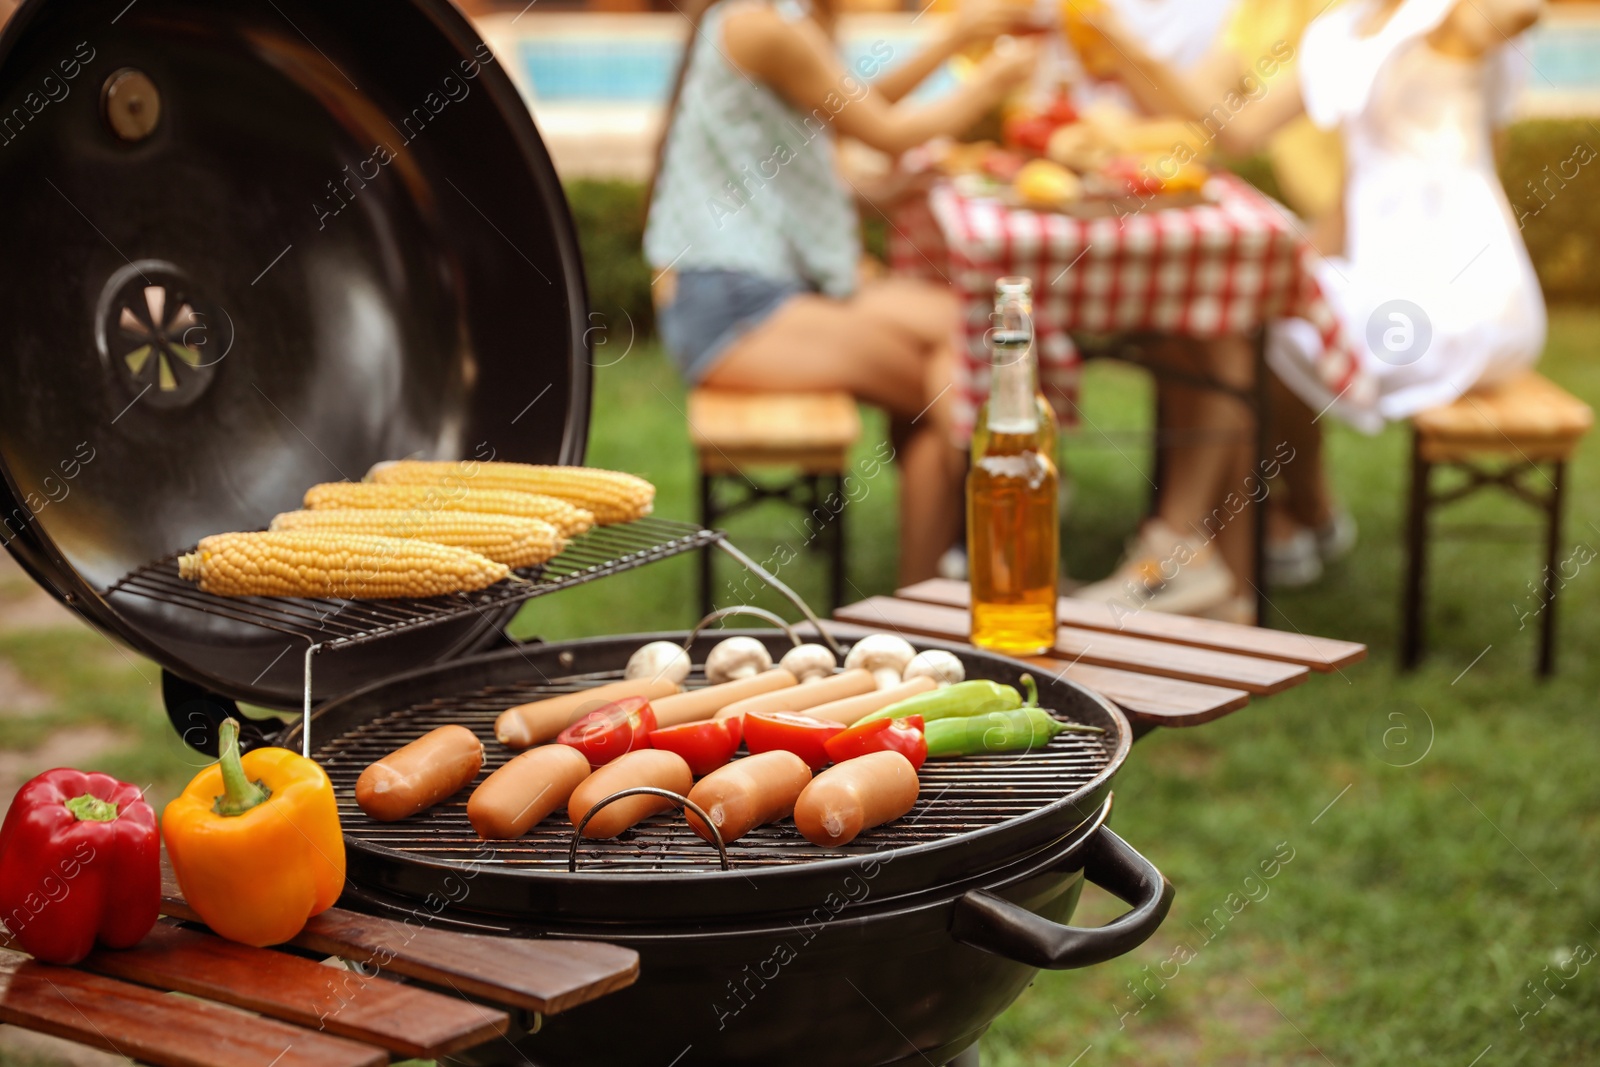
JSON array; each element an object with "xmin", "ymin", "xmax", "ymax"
[{"xmin": 988, "ymin": 331, "xmax": 1039, "ymax": 433}]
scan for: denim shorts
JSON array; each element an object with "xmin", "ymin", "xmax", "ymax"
[{"xmin": 656, "ymin": 269, "xmax": 810, "ymax": 384}]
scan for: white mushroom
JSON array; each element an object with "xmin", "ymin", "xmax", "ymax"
[
  {"xmin": 902, "ymin": 649, "xmax": 965, "ymax": 687},
  {"xmin": 704, "ymin": 636, "xmax": 772, "ymax": 684},
  {"xmin": 624, "ymin": 640, "xmax": 691, "ymax": 686},
  {"xmin": 843, "ymin": 634, "xmax": 917, "ymax": 690},
  {"xmin": 779, "ymin": 643, "xmax": 838, "ymax": 683}
]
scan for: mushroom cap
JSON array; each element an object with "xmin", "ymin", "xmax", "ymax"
[
  {"xmin": 902, "ymin": 649, "xmax": 965, "ymax": 686},
  {"xmin": 778, "ymin": 643, "xmax": 838, "ymax": 682},
  {"xmin": 704, "ymin": 636, "xmax": 774, "ymax": 683},
  {"xmin": 843, "ymin": 633, "xmax": 917, "ymax": 672},
  {"xmin": 624, "ymin": 640, "xmax": 691, "ymax": 685}
]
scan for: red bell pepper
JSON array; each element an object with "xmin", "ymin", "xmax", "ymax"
[
  {"xmin": 648, "ymin": 718, "xmax": 741, "ymax": 777},
  {"xmin": 0, "ymin": 769, "xmax": 159, "ymax": 965},
  {"xmin": 743, "ymin": 712, "xmax": 844, "ymax": 771},
  {"xmin": 824, "ymin": 714, "xmax": 928, "ymax": 771},
  {"xmin": 558, "ymin": 696, "xmax": 657, "ymax": 767}
]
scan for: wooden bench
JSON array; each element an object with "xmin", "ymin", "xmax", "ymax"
[
  {"xmin": 1405, "ymin": 371, "xmax": 1593, "ymax": 674},
  {"xmin": 687, "ymin": 388, "xmax": 862, "ymax": 614}
]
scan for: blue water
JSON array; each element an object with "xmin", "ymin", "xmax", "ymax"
[{"xmin": 519, "ymin": 26, "xmax": 1599, "ymax": 104}]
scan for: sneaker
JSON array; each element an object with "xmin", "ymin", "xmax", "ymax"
[
  {"xmin": 1202, "ymin": 592, "xmax": 1257, "ymax": 625},
  {"xmin": 936, "ymin": 546, "xmax": 968, "ymax": 582},
  {"xmin": 1265, "ymin": 529, "xmax": 1323, "ymax": 588},
  {"xmin": 1072, "ymin": 520, "xmax": 1236, "ymax": 618},
  {"xmin": 1316, "ymin": 509, "xmax": 1357, "ymax": 563}
]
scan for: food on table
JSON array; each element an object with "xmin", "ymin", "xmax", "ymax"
[
  {"xmin": 368, "ymin": 460, "xmax": 654, "ymax": 525},
  {"xmin": 268, "ymin": 509, "xmax": 565, "ymax": 569},
  {"xmin": 356, "ymin": 724, "xmax": 485, "ymax": 821},
  {"xmin": 824, "ymin": 715, "xmax": 929, "ymax": 771},
  {"xmin": 979, "ymin": 146, "xmax": 1028, "ymax": 183},
  {"xmin": 178, "ymin": 532, "xmax": 510, "ymax": 599},
  {"xmin": 649, "ymin": 668, "xmax": 797, "ymax": 727},
  {"xmin": 0, "ymin": 769, "xmax": 158, "ymax": 965},
  {"xmin": 777, "ymin": 642, "xmax": 838, "ymax": 682},
  {"xmin": 902, "ymin": 650, "xmax": 965, "ymax": 686},
  {"xmin": 715, "ymin": 668, "xmax": 875, "ymax": 723},
  {"xmin": 496, "ymin": 677, "xmax": 682, "ymax": 749},
  {"xmin": 933, "ymin": 139, "xmax": 998, "ymax": 177},
  {"xmin": 842, "ymin": 633, "xmax": 917, "ymax": 689},
  {"xmin": 685, "ymin": 751, "xmax": 812, "ymax": 844},
  {"xmin": 303, "ymin": 482, "xmax": 594, "ymax": 538},
  {"xmin": 924, "ymin": 706, "xmax": 1103, "ymax": 758},
  {"xmin": 853, "ymin": 677, "xmax": 1026, "ymax": 728},
  {"xmin": 1002, "ymin": 112, "xmax": 1057, "ymax": 158},
  {"xmin": 1100, "ymin": 154, "xmax": 1209, "ymax": 198},
  {"xmin": 742, "ymin": 711, "xmax": 845, "ymax": 771},
  {"xmin": 800, "ymin": 676, "xmax": 937, "ymax": 726},
  {"xmin": 703, "ymin": 636, "xmax": 773, "ymax": 683},
  {"xmin": 648, "ymin": 718, "xmax": 742, "ymax": 776},
  {"xmin": 625, "ymin": 640, "xmax": 692, "ymax": 686},
  {"xmin": 467, "ymin": 744, "xmax": 593, "ymax": 840},
  {"xmin": 1046, "ymin": 121, "xmax": 1114, "ymax": 175},
  {"xmin": 163, "ymin": 718, "xmax": 344, "ymax": 947},
  {"xmin": 557, "ymin": 696, "xmax": 658, "ymax": 768},
  {"xmin": 568, "ymin": 750, "xmax": 694, "ymax": 839},
  {"xmin": 1015, "ymin": 158, "xmax": 1083, "ymax": 208},
  {"xmin": 793, "ymin": 750, "xmax": 920, "ymax": 847}
]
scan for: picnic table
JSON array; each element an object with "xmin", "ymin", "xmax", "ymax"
[
  {"xmin": 834, "ymin": 578, "xmax": 1365, "ymax": 735},
  {"xmin": 891, "ymin": 175, "xmax": 1364, "ymax": 618},
  {"xmin": 0, "ymin": 867, "xmax": 637, "ymax": 1066}
]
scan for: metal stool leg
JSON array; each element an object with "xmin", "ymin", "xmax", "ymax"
[
  {"xmin": 698, "ymin": 470, "xmax": 716, "ymax": 618},
  {"xmin": 1538, "ymin": 460, "xmax": 1569, "ymax": 677},
  {"xmin": 828, "ymin": 473, "xmax": 847, "ymax": 611},
  {"xmin": 1400, "ymin": 431, "xmax": 1430, "ymax": 671}
]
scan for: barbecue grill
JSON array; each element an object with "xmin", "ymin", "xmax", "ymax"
[{"xmin": 0, "ymin": 2, "xmax": 1176, "ymax": 1064}]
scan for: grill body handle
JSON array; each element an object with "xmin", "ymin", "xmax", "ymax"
[{"xmin": 950, "ymin": 826, "xmax": 1173, "ymax": 969}]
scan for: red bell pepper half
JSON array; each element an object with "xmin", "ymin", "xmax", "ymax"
[
  {"xmin": 743, "ymin": 712, "xmax": 844, "ymax": 771},
  {"xmin": 824, "ymin": 714, "xmax": 928, "ymax": 771},
  {"xmin": 648, "ymin": 718, "xmax": 742, "ymax": 777},
  {"xmin": 0, "ymin": 769, "xmax": 159, "ymax": 965},
  {"xmin": 558, "ymin": 696, "xmax": 657, "ymax": 768}
]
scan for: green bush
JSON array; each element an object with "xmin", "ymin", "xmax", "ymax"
[{"xmin": 564, "ymin": 117, "xmax": 1600, "ymax": 342}]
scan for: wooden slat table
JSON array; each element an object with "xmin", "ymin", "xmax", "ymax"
[
  {"xmin": 832, "ymin": 582, "xmax": 1365, "ymax": 734},
  {"xmin": 0, "ymin": 872, "xmax": 638, "ymax": 1067}
]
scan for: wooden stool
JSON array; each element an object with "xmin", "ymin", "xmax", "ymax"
[
  {"xmin": 1403, "ymin": 372, "xmax": 1593, "ymax": 675},
  {"xmin": 688, "ymin": 388, "xmax": 862, "ymax": 616}
]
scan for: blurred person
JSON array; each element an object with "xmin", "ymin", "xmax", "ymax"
[
  {"xmin": 645, "ymin": 0, "xmax": 1042, "ymax": 585},
  {"xmin": 1075, "ymin": 0, "xmax": 1543, "ymax": 612}
]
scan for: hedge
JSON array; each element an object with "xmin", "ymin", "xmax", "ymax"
[{"xmin": 566, "ymin": 118, "xmax": 1600, "ymax": 339}]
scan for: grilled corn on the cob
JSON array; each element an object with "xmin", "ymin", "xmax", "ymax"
[
  {"xmin": 368, "ymin": 460, "xmax": 654, "ymax": 525},
  {"xmin": 177, "ymin": 532, "xmax": 510, "ymax": 599},
  {"xmin": 269, "ymin": 509, "xmax": 565, "ymax": 569},
  {"xmin": 301, "ymin": 482, "xmax": 593, "ymax": 537}
]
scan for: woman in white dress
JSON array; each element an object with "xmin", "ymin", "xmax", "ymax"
[{"xmin": 1073, "ymin": 0, "xmax": 1543, "ymax": 609}]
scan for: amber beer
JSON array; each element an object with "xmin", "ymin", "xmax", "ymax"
[{"xmin": 967, "ymin": 277, "xmax": 1060, "ymax": 655}]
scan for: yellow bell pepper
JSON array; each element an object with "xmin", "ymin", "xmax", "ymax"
[{"xmin": 162, "ymin": 718, "xmax": 345, "ymax": 947}]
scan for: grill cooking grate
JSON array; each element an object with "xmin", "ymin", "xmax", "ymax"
[
  {"xmin": 314, "ymin": 671, "xmax": 1119, "ymax": 873},
  {"xmin": 102, "ymin": 518, "xmax": 720, "ymax": 651}
]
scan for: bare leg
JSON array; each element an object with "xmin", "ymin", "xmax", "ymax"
[
  {"xmin": 1270, "ymin": 375, "xmax": 1337, "ymax": 529},
  {"xmin": 703, "ymin": 280, "xmax": 965, "ymax": 586}
]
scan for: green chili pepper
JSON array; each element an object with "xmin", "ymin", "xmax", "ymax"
[
  {"xmin": 924, "ymin": 707, "xmax": 1104, "ymax": 758},
  {"xmin": 853, "ymin": 679, "xmax": 1022, "ymax": 728}
]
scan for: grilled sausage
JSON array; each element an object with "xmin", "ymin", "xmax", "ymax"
[
  {"xmin": 468, "ymin": 744, "xmax": 593, "ymax": 840},
  {"xmin": 793, "ymin": 750, "xmax": 919, "ymax": 847},
  {"xmin": 649, "ymin": 669, "xmax": 798, "ymax": 728},
  {"xmin": 712, "ymin": 669, "xmax": 875, "ymax": 723},
  {"xmin": 356, "ymin": 725, "xmax": 484, "ymax": 822},
  {"xmin": 685, "ymin": 751, "xmax": 812, "ymax": 844},
  {"xmin": 495, "ymin": 677, "xmax": 681, "ymax": 749},
  {"xmin": 567, "ymin": 750, "xmax": 693, "ymax": 839},
  {"xmin": 801, "ymin": 676, "xmax": 937, "ymax": 725}
]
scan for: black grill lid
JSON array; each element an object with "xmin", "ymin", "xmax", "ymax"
[{"xmin": 0, "ymin": 0, "xmax": 591, "ymax": 706}]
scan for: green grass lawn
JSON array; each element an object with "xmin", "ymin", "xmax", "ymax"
[{"xmin": 3, "ymin": 310, "xmax": 1599, "ymax": 1065}]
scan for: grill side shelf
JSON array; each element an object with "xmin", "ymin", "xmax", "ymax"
[{"xmin": 101, "ymin": 518, "xmax": 722, "ymax": 651}]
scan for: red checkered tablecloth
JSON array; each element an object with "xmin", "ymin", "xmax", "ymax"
[{"xmin": 888, "ymin": 173, "xmax": 1361, "ymax": 439}]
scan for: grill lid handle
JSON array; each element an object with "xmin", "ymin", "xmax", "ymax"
[
  {"xmin": 567, "ymin": 788, "xmax": 731, "ymax": 872},
  {"xmin": 949, "ymin": 826, "xmax": 1173, "ymax": 970}
]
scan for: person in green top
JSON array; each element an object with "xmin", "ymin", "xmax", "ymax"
[{"xmin": 647, "ymin": 0, "xmax": 1040, "ymax": 585}]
